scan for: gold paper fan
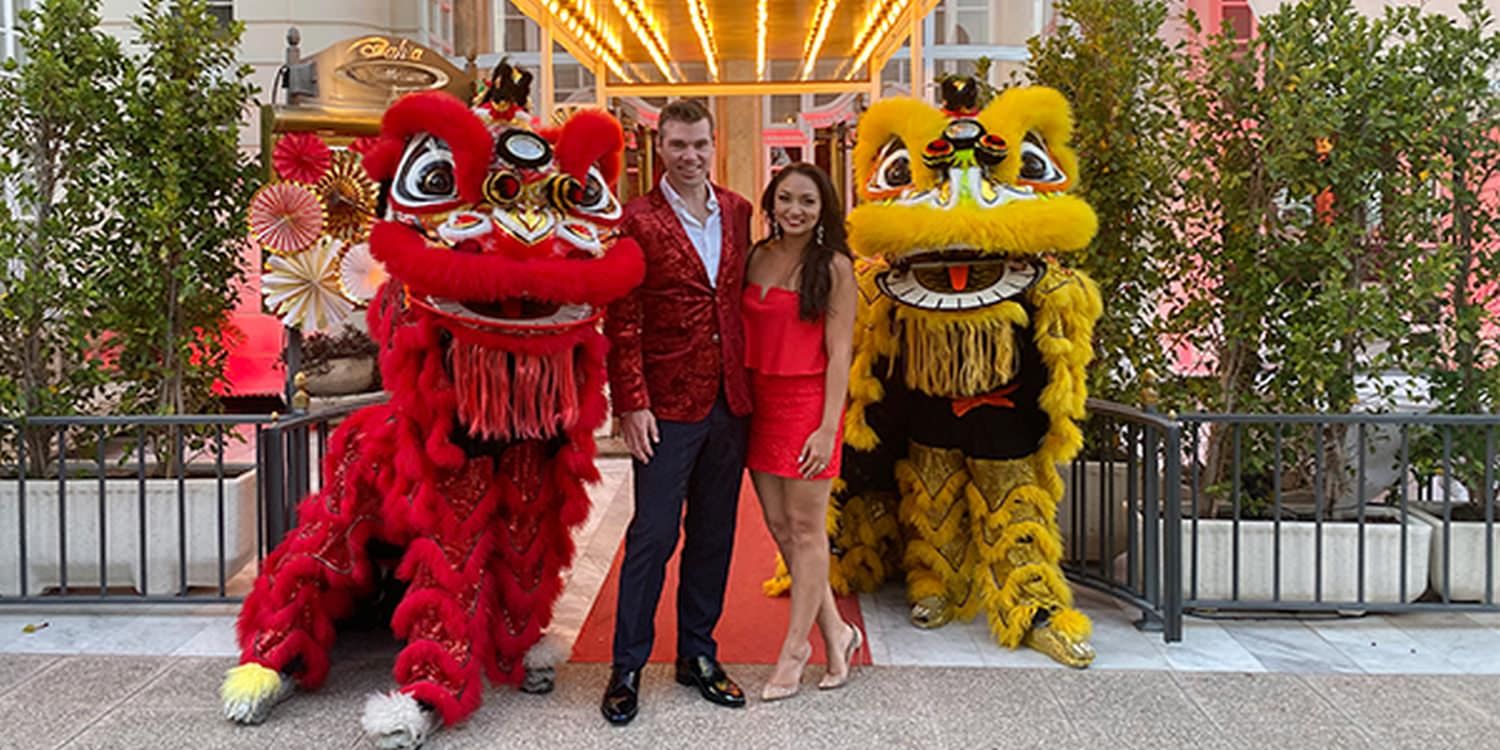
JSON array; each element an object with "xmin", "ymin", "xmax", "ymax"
[{"xmin": 317, "ymin": 150, "xmax": 379, "ymax": 243}]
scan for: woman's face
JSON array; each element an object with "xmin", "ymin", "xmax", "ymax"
[{"xmin": 773, "ymin": 172, "xmax": 822, "ymax": 239}]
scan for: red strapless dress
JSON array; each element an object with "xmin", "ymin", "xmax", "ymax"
[{"xmin": 742, "ymin": 284, "xmax": 843, "ymax": 480}]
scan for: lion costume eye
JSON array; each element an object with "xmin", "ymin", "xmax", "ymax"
[
  {"xmin": 1018, "ymin": 133, "xmax": 1066, "ymax": 187},
  {"xmin": 867, "ymin": 140, "xmax": 913, "ymax": 195},
  {"xmin": 394, "ymin": 134, "xmax": 460, "ymax": 208}
]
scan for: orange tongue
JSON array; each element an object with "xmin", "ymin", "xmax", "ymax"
[{"xmin": 947, "ymin": 264, "xmax": 970, "ymax": 292}]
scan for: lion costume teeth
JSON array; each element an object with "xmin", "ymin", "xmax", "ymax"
[{"xmin": 770, "ymin": 80, "xmax": 1103, "ymax": 669}]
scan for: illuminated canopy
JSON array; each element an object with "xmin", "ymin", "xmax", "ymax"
[{"xmin": 507, "ymin": 0, "xmax": 941, "ymax": 95}]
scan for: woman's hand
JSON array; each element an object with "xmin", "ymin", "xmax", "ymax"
[{"xmin": 797, "ymin": 424, "xmax": 839, "ymax": 478}]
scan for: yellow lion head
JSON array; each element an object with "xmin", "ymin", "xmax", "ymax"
[{"xmin": 848, "ymin": 85, "xmax": 1096, "ymax": 313}]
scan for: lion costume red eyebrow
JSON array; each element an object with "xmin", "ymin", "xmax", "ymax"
[
  {"xmin": 546, "ymin": 108, "xmax": 624, "ymax": 185},
  {"xmin": 361, "ymin": 91, "xmax": 493, "ymax": 203},
  {"xmin": 362, "ymin": 91, "xmax": 626, "ymax": 194}
]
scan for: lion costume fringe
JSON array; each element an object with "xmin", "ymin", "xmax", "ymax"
[{"xmin": 767, "ymin": 79, "xmax": 1102, "ymax": 668}]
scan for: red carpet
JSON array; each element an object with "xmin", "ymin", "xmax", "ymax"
[{"xmin": 571, "ymin": 477, "xmax": 870, "ymax": 666}]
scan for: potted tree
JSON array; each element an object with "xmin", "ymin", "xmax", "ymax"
[
  {"xmin": 1052, "ymin": 0, "xmax": 1500, "ymax": 604},
  {"xmin": 0, "ymin": 0, "xmax": 265, "ymax": 597},
  {"xmin": 1026, "ymin": 0, "xmax": 1183, "ymax": 559},
  {"xmin": 1394, "ymin": 0, "xmax": 1500, "ymax": 602}
]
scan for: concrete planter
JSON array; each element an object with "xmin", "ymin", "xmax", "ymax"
[
  {"xmin": 1421, "ymin": 510, "xmax": 1500, "ymax": 602},
  {"xmin": 0, "ymin": 469, "xmax": 259, "ymax": 596},
  {"xmin": 1057, "ymin": 460, "xmax": 1133, "ymax": 562},
  {"xmin": 1120, "ymin": 515, "xmax": 1432, "ymax": 603}
]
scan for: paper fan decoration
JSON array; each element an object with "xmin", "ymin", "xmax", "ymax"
[
  {"xmin": 338, "ymin": 241, "xmax": 388, "ymax": 304},
  {"xmin": 273, "ymin": 133, "xmax": 332, "ymax": 184},
  {"xmin": 349, "ymin": 136, "xmax": 380, "ymax": 156},
  {"xmin": 248, "ymin": 182, "xmax": 325, "ymax": 255},
  {"xmin": 262, "ymin": 238, "xmax": 351, "ymax": 331},
  {"xmin": 318, "ymin": 150, "xmax": 379, "ymax": 243}
]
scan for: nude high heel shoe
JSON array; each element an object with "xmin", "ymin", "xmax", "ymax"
[
  {"xmin": 761, "ymin": 646, "xmax": 811, "ymax": 702},
  {"xmin": 818, "ymin": 623, "xmax": 864, "ymax": 690}
]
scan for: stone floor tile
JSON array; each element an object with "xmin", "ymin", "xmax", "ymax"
[
  {"xmin": 1226, "ymin": 721, "xmax": 1374, "ymax": 749},
  {"xmin": 1301, "ymin": 673, "xmax": 1494, "ymax": 728},
  {"xmin": 14, "ymin": 655, "xmax": 167, "ymax": 707},
  {"xmin": 1070, "ymin": 716, "xmax": 1239, "ymax": 750},
  {"xmin": 1176, "ymin": 671, "xmax": 1347, "ymax": 727},
  {"xmin": 58, "ymin": 706, "xmax": 361, "ymax": 750},
  {"xmin": 0, "ymin": 696, "xmax": 106, "ymax": 750},
  {"xmin": 1047, "ymin": 669, "xmax": 1205, "ymax": 723},
  {"xmin": 1363, "ymin": 723, "xmax": 1500, "ymax": 750},
  {"xmin": 1223, "ymin": 621, "xmax": 1365, "ymax": 673},
  {"xmin": 0, "ymin": 653, "xmax": 60, "ymax": 700}
]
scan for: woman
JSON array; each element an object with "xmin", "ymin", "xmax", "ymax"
[{"xmin": 742, "ymin": 163, "xmax": 860, "ymax": 701}]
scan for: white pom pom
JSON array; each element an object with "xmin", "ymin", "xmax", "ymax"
[{"xmin": 361, "ymin": 691, "xmax": 439, "ymax": 750}]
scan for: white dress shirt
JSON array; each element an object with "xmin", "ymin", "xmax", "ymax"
[{"xmin": 660, "ymin": 177, "xmax": 722, "ymax": 288}]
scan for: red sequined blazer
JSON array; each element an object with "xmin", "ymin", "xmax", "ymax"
[{"xmin": 605, "ymin": 184, "xmax": 753, "ymax": 423}]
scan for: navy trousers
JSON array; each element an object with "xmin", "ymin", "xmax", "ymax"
[{"xmin": 611, "ymin": 395, "xmax": 747, "ymax": 670}]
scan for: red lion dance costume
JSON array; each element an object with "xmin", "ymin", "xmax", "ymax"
[{"xmin": 220, "ymin": 67, "xmax": 642, "ymax": 749}]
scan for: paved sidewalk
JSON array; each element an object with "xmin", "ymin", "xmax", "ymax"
[{"xmin": 2, "ymin": 648, "xmax": 1497, "ymax": 750}]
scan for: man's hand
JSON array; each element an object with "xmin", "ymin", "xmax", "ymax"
[{"xmin": 620, "ymin": 409, "xmax": 660, "ymax": 463}]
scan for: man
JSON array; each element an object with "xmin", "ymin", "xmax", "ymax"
[{"xmin": 600, "ymin": 99, "xmax": 754, "ymax": 726}]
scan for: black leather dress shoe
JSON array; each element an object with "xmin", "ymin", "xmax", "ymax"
[
  {"xmin": 601, "ymin": 667, "xmax": 640, "ymax": 725},
  {"xmin": 674, "ymin": 655, "xmax": 746, "ymax": 708}
]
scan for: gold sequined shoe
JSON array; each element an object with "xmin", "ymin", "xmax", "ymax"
[
  {"xmin": 1024, "ymin": 623, "xmax": 1096, "ymax": 668},
  {"xmin": 909, "ymin": 595, "xmax": 952, "ymax": 629}
]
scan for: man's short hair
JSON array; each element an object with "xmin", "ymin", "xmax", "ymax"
[{"xmin": 657, "ymin": 99, "xmax": 714, "ymax": 133}]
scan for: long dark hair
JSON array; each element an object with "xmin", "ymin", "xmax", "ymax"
[{"xmin": 757, "ymin": 162, "xmax": 851, "ymax": 321}]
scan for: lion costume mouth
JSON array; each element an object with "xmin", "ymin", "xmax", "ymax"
[
  {"xmin": 878, "ymin": 249, "xmax": 1042, "ymax": 311},
  {"xmin": 414, "ymin": 295, "xmax": 596, "ymax": 329}
]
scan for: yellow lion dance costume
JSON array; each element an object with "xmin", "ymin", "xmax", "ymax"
[{"xmin": 772, "ymin": 79, "xmax": 1101, "ymax": 668}]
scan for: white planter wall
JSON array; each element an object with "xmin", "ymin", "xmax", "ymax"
[
  {"xmin": 0, "ymin": 470, "xmax": 259, "ymax": 596},
  {"xmin": 1116, "ymin": 516, "xmax": 1434, "ymax": 604},
  {"xmin": 1426, "ymin": 517, "xmax": 1500, "ymax": 602},
  {"xmin": 1176, "ymin": 518, "xmax": 1432, "ymax": 603}
]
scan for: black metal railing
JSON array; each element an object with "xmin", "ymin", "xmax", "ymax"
[
  {"xmin": 1174, "ymin": 412, "xmax": 1500, "ymax": 615},
  {"xmin": 0, "ymin": 405, "xmax": 368, "ymax": 604},
  {"xmin": 1062, "ymin": 406, "xmax": 1500, "ymax": 641},
  {"xmin": 1062, "ymin": 399, "xmax": 1183, "ymax": 642},
  {"xmin": 6, "ymin": 400, "xmax": 1496, "ymax": 647}
]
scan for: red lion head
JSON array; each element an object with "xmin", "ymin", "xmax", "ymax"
[{"xmin": 359, "ymin": 90, "xmax": 642, "ymax": 443}]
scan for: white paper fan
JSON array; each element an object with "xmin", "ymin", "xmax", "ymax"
[{"xmin": 337, "ymin": 241, "xmax": 388, "ymax": 304}]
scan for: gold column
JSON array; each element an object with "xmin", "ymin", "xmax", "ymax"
[
  {"xmin": 540, "ymin": 19, "xmax": 555, "ymax": 121},
  {"xmin": 714, "ymin": 59, "xmax": 763, "ymax": 209},
  {"xmin": 909, "ymin": 11, "xmax": 925, "ymax": 102}
]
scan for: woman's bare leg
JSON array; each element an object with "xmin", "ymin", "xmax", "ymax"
[{"xmin": 780, "ymin": 476, "xmax": 856, "ymax": 685}]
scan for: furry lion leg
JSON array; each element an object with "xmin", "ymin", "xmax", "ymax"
[
  {"xmin": 361, "ymin": 691, "xmax": 441, "ymax": 750},
  {"xmin": 382, "ymin": 458, "xmax": 505, "ymax": 738},
  {"xmin": 228, "ymin": 409, "xmax": 387, "ymax": 724},
  {"xmin": 968, "ymin": 456, "xmax": 1093, "ymax": 668},
  {"xmin": 896, "ymin": 444, "xmax": 976, "ymax": 628},
  {"xmin": 831, "ymin": 491, "xmax": 901, "ymax": 595},
  {"xmin": 488, "ymin": 441, "xmax": 584, "ymax": 694},
  {"xmin": 221, "ymin": 662, "xmax": 294, "ymax": 724}
]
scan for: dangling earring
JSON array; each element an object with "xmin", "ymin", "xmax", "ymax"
[
  {"xmin": 771, "ymin": 221, "xmax": 783, "ymax": 239},
  {"xmin": 816, "ymin": 223, "xmax": 825, "ymax": 245}
]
